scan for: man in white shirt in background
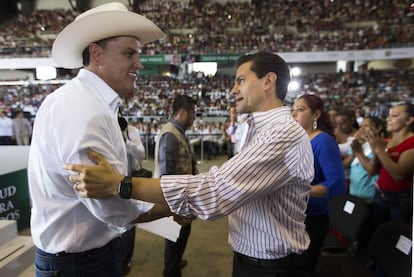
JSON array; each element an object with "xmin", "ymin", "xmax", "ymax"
[
  {"xmin": 0, "ymin": 109, "xmax": 14, "ymax": 145},
  {"xmin": 12, "ymin": 110, "xmax": 32, "ymax": 145}
]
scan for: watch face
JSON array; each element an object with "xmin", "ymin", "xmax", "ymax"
[{"xmin": 119, "ymin": 176, "xmax": 132, "ymax": 199}]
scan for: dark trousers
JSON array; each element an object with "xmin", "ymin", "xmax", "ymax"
[
  {"xmin": 0, "ymin": 136, "xmax": 13, "ymax": 145},
  {"xmin": 303, "ymin": 215, "xmax": 330, "ymax": 274},
  {"xmin": 163, "ymin": 223, "xmax": 191, "ymax": 277},
  {"xmin": 227, "ymin": 141, "xmax": 235, "ymax": 159},
  {"xmin": 34, "ymin": 237, "xmax": 123, "ymax": 277},
  {"xmin": 203, "ymin": 141, "xmax": 216, "ymax": 160},
  {"xmin": 121, "ymin": 226, "xmax": 136, "ymax": 267},
  {"xmin": 372, "ymin": 190, "xmax": 412, "ymax": 227},
  {"xmin": 232, "ymin": 252, "xmax": 310, "ymax": 277}
]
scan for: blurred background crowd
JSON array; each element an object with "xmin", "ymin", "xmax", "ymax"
[
  {"xmin": 0, "ymin": 0, "xmax": 413, "ymax": 154},
  {"xmin": 0, "ymin": 0, "xmax": 413, "ymax": 57}
]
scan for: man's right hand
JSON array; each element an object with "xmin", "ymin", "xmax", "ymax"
[
  {"xmin": 172, "ymin": 213, "xmax": 195, "ymax": 226},
  {"xmin": 65, "ymin": 149, "xmax": 124, "ymax": 199}
]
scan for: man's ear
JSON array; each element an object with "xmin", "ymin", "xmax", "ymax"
[
  {"xmin": 174, "ymin": 108, "xmax": 186, "ymax": 121},
  {"xmin": 264, "ymin": 72, "xmax": 277, "ymax": 92},
  {"xmin": 89, "ymin": 43, "xmax": 103, "ymax": 65}
]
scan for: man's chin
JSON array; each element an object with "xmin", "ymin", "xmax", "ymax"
[
  {"xmin": 235, "ymin": 105, "xmax": 245, "ymax": 114},
  {"xmin": 118, "ymin": 88, "xmax": 134, "ymax": 97}
]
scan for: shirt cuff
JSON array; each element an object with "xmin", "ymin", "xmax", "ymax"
[{"xmin": 160, "ymin": 175, "xmax": 191, "ymax": 216}]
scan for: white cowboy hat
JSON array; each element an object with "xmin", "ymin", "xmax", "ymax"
[{"xmin": 52, "ymin": 2, "xmax": 166, "ymax": 69}]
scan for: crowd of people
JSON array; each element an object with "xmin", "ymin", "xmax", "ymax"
[
  {"xmin": 0, "ymin": 0, "xmax": 413, "ymax": 57},
  {"xmin": 0, "ymin": 2, "xmax": 413, "ymax": 277},
  {"xmin": 1, "ymin": 1, "xmax": 413, "ymax": 142},
  {"xmin": 1, "ymin": 68, "xmax": 413, "ymax": 168},
  {"xmin": 1, "ymin": 68, "xmax": 413, "ymax": 125}
]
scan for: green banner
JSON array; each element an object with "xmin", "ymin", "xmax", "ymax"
[
  {"xmin": 0, "ymin": 169, "xmax": 30, "ymax": 231},
  {"xmin": 139, "ymin": 54, "xmax": 242, "ymax": 64},
  {"xmin": 140, "ymin": 55, "xmax": 166, "ymax": 64},
  {"xmin": 200, "ymin": 54, "xmax": 241, "ymax": 63}
]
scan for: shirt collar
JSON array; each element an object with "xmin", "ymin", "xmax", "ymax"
[
  {"xmin": 251, "ymin": 106, "xmax": 292, "ymax": 131},
  {"xmin": 77, "ymin": 69, "xmax": 123, "ymax": 114},
  {"xmin": 171, "ymin": 119, "xmax": 186, "ymax": 134}
]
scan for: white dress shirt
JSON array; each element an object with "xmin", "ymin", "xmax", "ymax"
[
  {"xmin": 0, "ymin": 115, "xmax": 13, "ymax": 136},
  {"xmin": 161, "ymin": 106, "xmax": 314, "ymax": 259},
  {"xmin": 28, "ymin": 69, "xmax": 153, "ymax": 254}
]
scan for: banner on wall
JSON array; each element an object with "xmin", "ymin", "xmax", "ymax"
[
  {"xmin": 0, "ymin": 146, "xmax": 31, "ymax": 231},
  {"xmin": 2, "ymin": 48, "xmax": 414, "ymax": 69},
  {"xmin": 200, "ymin": 54, "xmax": 242, "ymax": 63},
  {"xmin": 139, "ymin": 54, "xmax": 179, "ymax": 65}
]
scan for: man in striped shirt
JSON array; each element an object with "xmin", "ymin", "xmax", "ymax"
[{"xmin": 67, "ymin": 52, "xmax": 314, "ymax": 277}]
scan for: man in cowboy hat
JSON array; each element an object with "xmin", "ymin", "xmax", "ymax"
[{"xmin": 28, "ymin": 3, "xmax": 175, "ymax": 276}]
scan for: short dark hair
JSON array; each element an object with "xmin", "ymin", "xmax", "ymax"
[
  {"xmin": 172, "ymin": 95, "xmax": 196, "ymax": 116},
  {"xmin": 365, "ymin": 116, "xmax": 386, "ymax": 137},
  {"xmin": 336, "ymin": 109, "xmax": 359, "ymax": 129},
  {"xmin": 235, "ymin": 52, "xmax": 290, "ymax": 101},
  {"xmin": 82, "ymin": 37, "xmax": 117, "ymax": 66}
]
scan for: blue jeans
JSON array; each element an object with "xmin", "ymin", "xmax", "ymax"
[
  {"xmin": 35, "ymin": 237, "xmax": 123, "ymax": 277},
  {"xmin": 372, "ymin": 189, "xmax": 412, "ymax": 226}
]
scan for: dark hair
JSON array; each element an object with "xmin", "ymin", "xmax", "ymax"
[
  {"xmin": 172, "ymin": 95, "xmax": 196, "ymax": 116},
  {"xmin": 82, "ymin": 37, "xmax": 116, "ymax": 66},
  {"xmin": 336, "ymin": 109, "xmax": 359, "ymax": 129},
  {"xmin": 235, "ymin": 52, "xmax": 290, "ymax": 101},
  {"xmin": 394, "ymin": 102, "xmax": 414, "ymax": 117},
  {"xmin": 365, "ymin": 116, "xmax": 386, "ymax": 137},
  {"xmin": 394, "ymin": 102, "xmax": 414, "ymax": 132},
  {"xmin": 297, "ymin": 94, "xmax": 334, "ymax": 136}
]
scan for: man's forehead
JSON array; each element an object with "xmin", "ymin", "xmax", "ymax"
[
  {"xmin": 235, "ymin": 61, "xmax": 253, "ymax": 78},
  {"xmin": 237, "ymin": 61, "xmax": 252, "ymax": 72}
]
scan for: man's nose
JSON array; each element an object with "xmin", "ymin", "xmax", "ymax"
[{"xmin": 134, "ymin": 58, "xmax": 144, "ymax": 70}]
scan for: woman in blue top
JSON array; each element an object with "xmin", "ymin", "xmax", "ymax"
[{"xmin": 292, "ymin": 94, "xmax": 346, "ymax": 276}]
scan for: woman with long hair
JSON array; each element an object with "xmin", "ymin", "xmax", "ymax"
[
  {"xmin": 364, "ymin": 102, "xmax": 414, "ymax": 226},
  {"xmin": 292, "ymin": 94, "xmax": 346, "ymax": 276}
]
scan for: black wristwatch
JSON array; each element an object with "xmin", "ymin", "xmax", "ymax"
[{"xmin": 118, "ymin": 176, "xmax": 132, "ymax": 199}]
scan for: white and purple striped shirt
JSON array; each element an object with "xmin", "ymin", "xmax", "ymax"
[{"xmin": 160, "ymin": 106, "xmax": 314, "ymax": 259}]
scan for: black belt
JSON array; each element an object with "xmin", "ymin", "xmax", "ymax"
[
  {"xmin": 36, "ymin": 237, "xmax": 119, "ymax": 257},
  {"xmin": 235, "ymin": 252, "xmax": 305, "ymax": 268}
]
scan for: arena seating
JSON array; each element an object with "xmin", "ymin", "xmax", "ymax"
[{"xmin": 0, "ymin": 0, "xmax": 413, "ymax": 57}]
